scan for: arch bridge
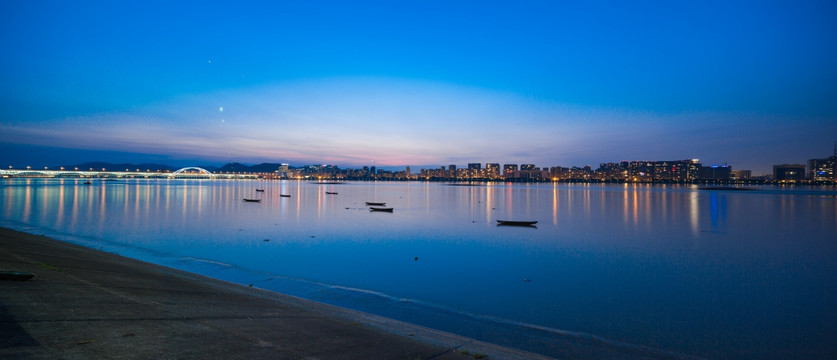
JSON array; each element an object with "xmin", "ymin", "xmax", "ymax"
[
  {"xmin": 0, "ymin": 166, "xmax": 258, "ymax": 179},
  {"xmin": 170, "ymin": 167, "xmax": 215, "ymax": 178}
]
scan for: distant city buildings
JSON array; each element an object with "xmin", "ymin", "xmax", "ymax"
[
  {"xmin": 225, "ymin": 154, "xmax": 837, "ymax": 184},
  {"xmin": 5, "ymin": 146, "xmax": 837, "ymax": 184},
  {"xmin": 595, "ymin": 160, "xmax": 702, "ymax": 182}
]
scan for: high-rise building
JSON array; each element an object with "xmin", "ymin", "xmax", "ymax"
[
  {"xmin": 808, "ymin": 157, "xmax": 835, "ymax": 181},
  {"xmin": 773, "ymin": 164, "xmax": 806, "ymax": 182},
  {"xmin": 503, "ymin": 164, "xmax": 518, "ymax": 175},
  {"xmin": 467, "ymin": 163, "xmax": 481, "ymax": 179},
  {"xmin": 521, "ymin": 164, "xmax": 536, "ymax": 171},
  {"xmin": 485, "ymin": 163, "xmax": 500, "ymax": 179},
  {"xmin": 808, "ymin": 145, "xmax": 836, "ymax": 182}
]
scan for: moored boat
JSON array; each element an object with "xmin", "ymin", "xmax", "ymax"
[
  {"xmin": 369, "ymin": 207, "xmax": 393, "ymax": 212},
  {"xmin": 0, "ymin": 270, "xmax": 35, "ymax": 281},
  {"xmin": 256, "ymin": 189, "xmax": 265, "ymax": 192},
  {"xmin": 365, "ymin": 202, "xmax": 386, "ymax": 206},
  {"xmin": 496, "ymin": 220, "xmax": 538, "ymax": 226},
  {"xmin": 325, "ymin": 191, "xmax": 338, "ymax": 195},
  {"xmin": 280, "ymin": 194, "xmax": 291, "ymax": 198},
  {"xmin": 242, "ymin": 198, "xmax": 262, "ymax": 203}
]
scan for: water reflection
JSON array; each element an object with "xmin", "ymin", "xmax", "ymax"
[{"xmin": 1, "ymin": 179, "xmax": 836, "ymax": 360}]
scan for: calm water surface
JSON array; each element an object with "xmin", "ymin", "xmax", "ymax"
[{"xmin": 2, "ymin": 179, "xmax": 836, "ymax": 359}]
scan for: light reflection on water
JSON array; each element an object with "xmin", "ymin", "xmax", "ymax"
[{"xmin": 2, "ymin": 178, "xmax": 836, "ymax": 359}]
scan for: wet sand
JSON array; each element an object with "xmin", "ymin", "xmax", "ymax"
[{"xmin": 0, "ymin": 227, "xmax": 549, "ymax": 360}]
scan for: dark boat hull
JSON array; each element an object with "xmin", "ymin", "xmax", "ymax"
[
  {"xmin": 242, "ymin": 199, "xmax": 261, "ymax": 203},
  {"xmin": 365, "ymin": 202, "xmax": 386, "ymax": 206},
  {"xmin": 370, "ymin": 207, "xmax": 393, "ymax": 212},
  {"xmin": 0, "ymin": 270, "xmax": 35, "ymax": 281},
  {"xmin": 496, "ymin": 220, "xmax": 538, "ymax": 226}
]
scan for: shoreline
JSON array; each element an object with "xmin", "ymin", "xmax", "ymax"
[
  {"xmin": 0, "ymin": 227, "xmax": 551, "ymax": 360},
  {"xmin": 1, "ymin": 226, "xmax": 700, "ymax": 359}
]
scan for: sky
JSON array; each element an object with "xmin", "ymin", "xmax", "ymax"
[{"xmin": 1, "ymin": 0, "xmax": 836, "ymax": 174}]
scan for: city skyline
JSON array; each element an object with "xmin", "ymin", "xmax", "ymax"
[
  {"xmin": 4, "ymin": 150, "xmax": 836, "ymax": 183},
  {"xmin": 2, "ymin": 1, "xmax": 837, "ymax": 175}
]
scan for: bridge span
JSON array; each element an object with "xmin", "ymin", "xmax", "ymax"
[{"xmin": 0, "ymin": 167, "xmax": 259, "ymax": 179}]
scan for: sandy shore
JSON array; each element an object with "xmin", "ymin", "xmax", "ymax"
[{"xmin": 0, "ymin": 227, "xmax": 551, "ymax": 360}]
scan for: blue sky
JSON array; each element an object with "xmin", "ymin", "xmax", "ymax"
[{"xmin": 1, "ymin": 0, "xmax": 836, "ymax": 174}]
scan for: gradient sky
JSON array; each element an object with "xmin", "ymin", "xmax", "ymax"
[{"xmin": 2, "ymin": 0, "xmax": 836, "ymax": 174}]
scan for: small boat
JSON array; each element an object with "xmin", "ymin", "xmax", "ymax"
[
  {"xmin": 325, "ymin": 191, "xmax": 338, "ymax": 195},
  {"xmin": 365, "ymin": 202, "xmax": 386, "ymax": 206},
  {"xmin": 497, "ymin": 220, "xmax": 538, "ymax": 226},
  {"xmin": 369, "ymin": 207, "xmax": 393, "ymax": 212},
  {"xmin": 256, "ymin": 189, "xmax": 265, "ymax": 192},
  {"xmin": 697, "ymin": 186, "xmax": 753, "ymax": 191},
  {"xmin": 242, "ymin": 198, "xmax": 262, "ymax": 203},
  {"xmin": 83, "ymin": 181, "xmax": 92, "ymax": 185},
  {"xmin": 0, "ymin": 270, "xmax": 35, "ymax": 281},
  {"xmin": 280, "ymin": 194, "xmax": 291, "ymax": 198}
]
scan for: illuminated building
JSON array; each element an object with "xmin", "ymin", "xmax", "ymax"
[
  {"xmin": 808, "ymin": 145, "xmax": 836, "ymax": 182},
  {"xmin": 773, "ymin": 164, "xmax": 806, "ymax": 182},
  {"xmin": 808, "ymin": 157, "xmax": 835, "ymax": 181},
  {"xmin": 503, "ymin": 164, "xmax": 518, "ymax": 176},
  {"xmin": 485, "ymin": 163, "xmax": 500, "ymax": 179},
  {"xmin": 467, "ymin": 163, "xmax": 481, "ymax": 179}
]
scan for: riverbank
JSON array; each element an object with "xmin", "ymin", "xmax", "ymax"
[{"xmin": 0, "ymin": 227, "xmax": 549, "ymax": 360}]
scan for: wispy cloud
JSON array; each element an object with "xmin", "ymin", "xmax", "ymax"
[{"xmin": 1, "ymin": 77, "xmax": 829, "ymax": 172}]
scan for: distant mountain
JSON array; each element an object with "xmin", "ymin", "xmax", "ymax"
[
  {"xmin": 216, "ymin": 162, "xmax": 284, "ymax": 173},
  {"xmin": 62, "ymin": 162, "xmax": 178, "ymax": 172}
]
